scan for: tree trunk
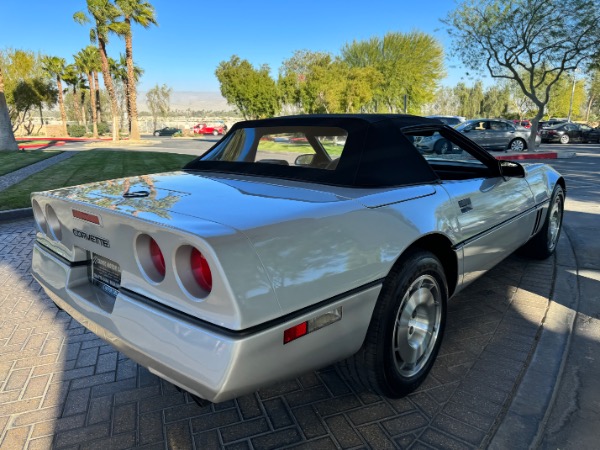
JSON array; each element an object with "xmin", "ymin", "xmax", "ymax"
[
  {"xmin": 124, "ymin": 79, "xmax": 132, "ymax": 133},
  {"xmin": 97, "ymin": 35, "xmax": 119, "ymax": 141},
  {"xmin": 56, "ymin": 77, "xmax": 68, "ymax": 136},
  {"xmin": 586, "ymin": 95, "xmax": 595, "ymax": 123},
  {"xmin": 73, "ymin": 86, "xmax": 83, "ymax": 126},
  {"xmin": 87, "ymin": 73, "xmax": 99, "ymax": 138},
  {"xmin": 0, "ymin": 67, "xmax": 19, "ymax": 151},
  {"xmin": 93, "ymin": 71, "xmax": 102, "ymax": 123},
  {"xmin": 529, "ymin": 106, "xmax": 545, "ymax": 152},
  {"xmin": 125, "ymin": 20, "xmax": 140, "ymax": 140},
  {"xmin": 81, "ymin": 90, "xmax": 88, "ymax": 133}
]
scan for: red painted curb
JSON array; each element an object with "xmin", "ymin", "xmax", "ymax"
[
  {"xmin": 495, "ymin": 152, "xmax": 557, "ymax": 160},
  {"xmin": 18, "ymin": 142, "xmax": 66, "ymax": 150},
  {"xmin": 16, "ymin": 137, "xmax": 112, "ymax": 142}
]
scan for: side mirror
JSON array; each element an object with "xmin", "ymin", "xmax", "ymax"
[
  {"xmin": 295, "ymin": 154, "xmax": 315, "ymax": 166},
  {"xmin": 500, "ymin": 160, "xmax": 525, "ymax": 178}
]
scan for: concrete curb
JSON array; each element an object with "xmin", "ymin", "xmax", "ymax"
[
  {"xmin": 0, "ymin": 207, "xmax": 33, "ymax": 222},
  {"xmin": 489, "ymin": 228, "xmax": 579, "ymax": 449}
]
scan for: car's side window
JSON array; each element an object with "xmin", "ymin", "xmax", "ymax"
[{"xmin": 407, "ymin": 130, "xmax": 489, "ymax": 181}]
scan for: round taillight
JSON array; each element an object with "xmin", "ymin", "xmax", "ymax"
[
  {"xmin": 149, "ymin": 238, "xmax": 166, "ymax": 277},
  {"xmin": 190, "ymin": 248, "xmax": 212, "ymax": 292}
]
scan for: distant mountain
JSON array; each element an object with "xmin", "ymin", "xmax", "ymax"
[{"xmin": 137, "ymin": 91, "xmax": 234, "ymax": 112}]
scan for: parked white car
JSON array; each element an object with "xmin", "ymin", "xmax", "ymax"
[{"xmin": 31, "ymin": 114, "xmax": 565, "ymax": 404}]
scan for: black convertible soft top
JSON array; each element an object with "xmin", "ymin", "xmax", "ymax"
[{"xmin": 183, "ymin": 114, "xmax": 444, "ymax": 188}]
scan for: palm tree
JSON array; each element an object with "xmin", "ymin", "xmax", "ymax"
[
  {"xmin": 41, "ymin": 56, "xmax": 68, "ymax": 136},
  {"xmin": 111, "ymin": 54, "xmax": 144, "ymax": 134},
  {"xmin": 0, "ymin": 66, "xmax": 19, "ymax": 151},
  {"xmin": 114, "ymin": 0, "xmax": 157, "ymax": 140},
  {"xmin": 75, "ymin": 47, "xmax": 101, "ymax": 138},
  {"xmin": 62, "ymin": 64, "xmax": 87, "ymax": 126},
  {"xmin": 74, "ymin": 0, "xmax": 122, "ymax": 141}
]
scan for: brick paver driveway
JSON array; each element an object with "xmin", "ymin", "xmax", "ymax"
[{"xmin": 0, "ymin": 218, "xmax": 555, "ymax": 449}]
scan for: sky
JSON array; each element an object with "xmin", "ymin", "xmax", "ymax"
[{"xmin": 0, "ymin": 0, "xmax": 484, "ymax": 93}]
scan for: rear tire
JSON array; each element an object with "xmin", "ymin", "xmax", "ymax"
[
  {"xmin": 560, "ymin": 134, "xmax": 570, "ymax": 144},
  {"xmin": 434, "ymin": 139, "xmax": 452, "ymax": 155},
  {"xmin": 519, "ymin": 185, "xmax": 564, "ymax": 259},
  {"xmin": 337, "ymin": 250, "xmax": 447, "ymax": 397}
]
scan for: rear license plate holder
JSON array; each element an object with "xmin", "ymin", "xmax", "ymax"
[{"xmin": 89, "ymin": 253, "xmax": 121, "ymax": 298}]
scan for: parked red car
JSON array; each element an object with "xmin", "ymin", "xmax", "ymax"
[
  {"xmin": 193, "ymin": 123, "xmax": 226, "ymax": 136},
  {"xmin": 513, "ymin": 119, "xmax": 531, "ymax": 129}
]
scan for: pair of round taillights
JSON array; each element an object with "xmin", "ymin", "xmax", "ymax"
[
  {"xmin": 32, "ymin": 200, "xmax": 62, "ymax": 241},
  {"xmin": 141, "ymin": 235, "xmax": 213, "ymax": 296}
]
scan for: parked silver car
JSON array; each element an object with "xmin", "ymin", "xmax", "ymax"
[
  {"xmin": 31, "ymin": 114, "xmax": 564, "ymax": 404},
  {"xmin": 455, "ymin": 119, "xmax": 540, "ymax": 151}
]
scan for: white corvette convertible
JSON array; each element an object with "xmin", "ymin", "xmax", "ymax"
[{"xmin": 31, "ymin": 114, "xmax": 564, "ymax": 404}]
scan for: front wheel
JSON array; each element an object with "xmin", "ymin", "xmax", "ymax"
[
  {"xmin": 560, "ymin": 134, "xmax": 570, "ymax": 144},
  {"xmin": 212, "ymin": 130, "xmax": 218, "ymax": 136},
  {"xmin": 434, "ymin": 139, "xmax": 452, "ymax": 154},
  {"xmin": 509, "ymin": 138, "xmax": 526, "ymax": 152},
  {"xmin": 337, "ymin": 250, "xmax": 447, "ymax": 397},
  {"xmin": 519, "ymin": 185, "xmax": 564, "ymax": 259}
]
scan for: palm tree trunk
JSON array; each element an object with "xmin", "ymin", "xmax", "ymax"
[
  {"xmin": 93, "ymin": 71, "xmax": 102, "ymax": 123},
  {"xmin": 81, "ymin": 90, "xmax": 88, "ymax": 133},
  {"xmin": 125, "ymin": 21, "xmax": 140, "ymax": 140},
  {"xmin": 56, "ymin": 77, "xmax": 68, "ymax": 136},
  {"xmin": 87, "ymin": 73, "xmax": 99, "ymax": 138},
  {"xmin": 73, "ymin": 86, "xmax": 83, "ymax": 125},
  {"xmin": 97, "ymin": 36, "xmax": 119, "ymax": 141},
  {"xmin": 0, "ymin": 67, "xmax": 19, "ymax": 151}
]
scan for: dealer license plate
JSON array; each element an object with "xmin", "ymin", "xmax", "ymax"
[{"xmin": 89, "ymin": 253, "xmax": 121, "ymax": 298}]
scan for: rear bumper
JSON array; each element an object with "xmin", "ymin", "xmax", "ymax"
[{"xmin": 32, "ymin": 242, "xmax": 381, "ymax": 403}]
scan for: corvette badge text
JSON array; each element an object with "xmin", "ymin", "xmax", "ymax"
[{"xmin": 72, "ymin": 229, "xmax": 110, "ymax": 248}]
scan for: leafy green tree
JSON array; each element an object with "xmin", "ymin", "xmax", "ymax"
[
  {"xmin": 444, "ymin": 0, "xmax": 600, "ymax": 149},
  {"xmin": 342, "ymin": 31, "xmax": 445, "ymax": 113},
  {"xmin": 453, "ymin": 81, "xmax": 484, "ymax": 118},
  {"xmin": 216, "ymin": 56, "xmax": 279, "ymax": 119},
  {"xmin": 41, "ymin": 56, "xmax": 68, "ymax": 135},
  {"xmin": 146, "ymin": 83, "xmax": 171, "ymax": 131},
  {"xmin": 482, "ymin": 82, "xmax": 510, "ymax": 118},
  {"xmin": 0, "ymin": 66, "xmax": 18, "ymax": 151},
  {"xmin": 114, "ymin": 0, "xmax": 156, "ymax": 140},
  {"xmin": 1, "ymin": 49, "xmax": 56, "ymax": 135},
  {"xmin": 585, "ymin": 69, "xmax": 600, "ymax": 121},
  {"xmin": 278, "ymin": 50, "xmax": 331, "ymax": 113},
  {"xmin": 74, "ymin": 0, "xmax": 122, "ymax": 141},
  {"xmin": 546, "ymin": 75, "xmax": 586, "ymax": 120},
  {"xmin": 422, "ymin": 86, "xmax": 460, "ymax": 116}
]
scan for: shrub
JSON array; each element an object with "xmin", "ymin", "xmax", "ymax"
[
  {"xmin": 173, "ymin": 131, "xmax": 183, "ymax": 137},
  {"xmin": 97, "ymin": 122, "xmax": 110, "ymax": 135},
  {"xmin": 67, "ymin": 124, "xmax": 86, "ymax": 138}
]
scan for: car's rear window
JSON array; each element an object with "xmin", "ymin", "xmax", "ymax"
[{"xmin": 201, "ymin": 126, "xmax": 348, "ymax": 170}]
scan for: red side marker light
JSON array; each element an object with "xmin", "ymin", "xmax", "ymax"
[
  {"xmin": 283, "ymin": 322, "xmax": 308, "ymax": 344},
  {"xmin": 72, "ymin": 209, "xmax": 100, "ymax": 225}
]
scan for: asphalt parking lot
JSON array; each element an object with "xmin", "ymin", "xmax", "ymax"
[{"xmin": 0, "ymin": 142, "xmax": 598, "ymax": 449}]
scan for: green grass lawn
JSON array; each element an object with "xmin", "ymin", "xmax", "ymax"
[
  {"xmin": 0, "ymin": 150, "xmax": 63, "ymax": 176},
  {"xmin": 0, "ymin": 150, "xmax": 195, "ymax": 211},
  {"xmin": 258, "ymin": 141, "xmax": 344, "ymax": 156}
]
